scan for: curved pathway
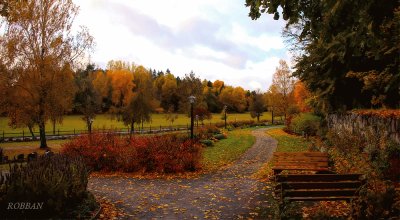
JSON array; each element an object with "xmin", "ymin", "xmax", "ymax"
[{"xmin": 88, "ymin": 128, "xmax": 277, "ymax": 219}]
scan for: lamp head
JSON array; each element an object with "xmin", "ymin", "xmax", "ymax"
[{"xmin": 188, "ymin": 95, "xmax": 196, "ymax": 104}]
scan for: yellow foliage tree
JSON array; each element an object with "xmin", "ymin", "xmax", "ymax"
[
  {"xmin": 107, "ymin": 69, "xmax": 135, "ymax": 108},
  {"xmin": 0, "ymin": 0, "xmax": 94, "ymax": 148}
]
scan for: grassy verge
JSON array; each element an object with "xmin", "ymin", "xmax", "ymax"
[
  {"xmin": 201, "ymin": 127, "xmax": 257, "ymax": 172},
  {"xmin": 1, "ymin": 139, "xmax": 66, "ymax": 158},
  {"xmin": 0, "ymin": 140, "xmax": 66, "ymax": 172},
  {"xmin": 266, "ymin": 128, "xmax": 311, "ymax": 152}
]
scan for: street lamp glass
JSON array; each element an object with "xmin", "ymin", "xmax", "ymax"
[{"xmin": 188, "ymin": 95, "xmax": 196, "ymax": 104}]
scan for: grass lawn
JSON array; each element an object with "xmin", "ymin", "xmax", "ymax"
[
  {"xmin": 266, "ymin": 128, "xmax": 311, "ymax": 152},
  {"xmin": 1, "ymin": 139, "xmax": 66, "ymax": 159},
  {"xmin": 201, "ymin": 127, "xmax": 257, "ymax": 172},
  {"xmin": 0, "ymin": 112, "xmax": 279, "ymax": 137}
]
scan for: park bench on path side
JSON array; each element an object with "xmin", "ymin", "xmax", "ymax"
[
  {"xmin": 271, "ymin": 152, "xmax": 330, "ymax": 175},
  {"xmin": 274, "ymin": 173, "xmax": 365, "ymax": 212}
]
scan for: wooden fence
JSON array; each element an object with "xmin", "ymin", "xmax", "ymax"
[{"xmin": 0, "ymin": 124, "xmax": 190, "ymax": 142}]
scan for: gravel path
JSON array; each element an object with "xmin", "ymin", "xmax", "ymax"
[{"xmin": 89, "ymin": 128, "xmax": 277, "ymax": 219}]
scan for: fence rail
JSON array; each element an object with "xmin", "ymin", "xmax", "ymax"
[
  {"xmin": 0, "ymin": 124, "xmax": 191, "ymax": 142},
  {"xmin": 0, "ymin": 120, "xmax": 283, "ymax": 143}
]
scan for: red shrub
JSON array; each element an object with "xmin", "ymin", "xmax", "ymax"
[
  {"xmin": 62, "ymin": 133, "xmax": 202, "ymax": 173},
  {"xmin": 61, "ymin": 132, "xmax": 123, "ymax": 171}
]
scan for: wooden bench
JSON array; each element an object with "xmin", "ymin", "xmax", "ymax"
[
  {"xmin": 272, "ymin": 152, "xmax": 330, "ymax": 175},
  {"xmin": 274, "ymin": 174, "xmax": 365, "ymax": 211}
]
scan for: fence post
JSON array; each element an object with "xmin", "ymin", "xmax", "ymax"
[{"xmin": 22, "ymin": 130, "xmax": 24, "ymax": 140}]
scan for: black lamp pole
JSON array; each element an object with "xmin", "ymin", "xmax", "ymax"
[
  {"xmin": 191, "ymin": 103, "xmax": 194, "ymax": 138},
  {"xmin": 189, "ymin": 96, "xmax": 196, "ymax": 139},
  {"xmin": 224, "ymin": 105, "xmax": 227, "ymax": 129}
]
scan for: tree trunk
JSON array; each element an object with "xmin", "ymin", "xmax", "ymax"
[
  {"xmin": 130, "ymin": 120, "xmax": 134, "ymax": 138},
  {"xmin": 52, "ymin": 119, "xmax": 56, "ymax": 135},
  {"xmin": 28, "ymin": 125, "xmax": 35, "ymax": 139},
  {"xmin": 257, "ymin": 114, "xmax": 260, "ymax": 122},
  {"xmin": 38, "ymin": 95, "xmax": 47, "ymax": 148},
  {"xmin": 271, "ymin": 110, "xmax": 274, "ymax": 124},
  {"xmin": 87, "ymin": 119, "xmax": 92, "ymax": 134},
  {"xmin": 39, "ymin": 121, "xmax": 47, "ymax": 148}
]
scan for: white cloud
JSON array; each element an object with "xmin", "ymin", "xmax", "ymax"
[
  {"xmin": 229, "ymin": 23, "xmax": 284, "ymax": 52},
  {"xmin": 72, "ymin": 0, "xmax": 290, "ymax": 91}
]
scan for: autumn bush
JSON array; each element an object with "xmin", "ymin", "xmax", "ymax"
[
  {"xmin": 0, "ymin": 154, "xmax": 97, "ymax": 219},
  {"xmin": 288, "ymin": 113, "xmax": 321, "ymax": 136},
  {"xmin": 195, "ymin": 125, "xmax": 221, "ymax": 139},
  {"xmin": 324, "ymin": 126, "xmax": 400, "ymax": 219},
  {"xmin": 62, "ymin": 133, "xmax": 202, "ymax": 173}
]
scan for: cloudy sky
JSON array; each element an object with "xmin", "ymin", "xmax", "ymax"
[{"xmin": 72, "ymin": 0, "xmax": 290, "ymax": 91}]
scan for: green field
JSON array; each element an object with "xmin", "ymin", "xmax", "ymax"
[{"xmin": 0, "ymin": 112, "xmax": 277, "ymax": 137}]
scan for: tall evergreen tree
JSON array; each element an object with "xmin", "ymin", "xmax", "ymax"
[{"xmin": 246, "ymin": 0, "xmax": 400, "ymax": 112}]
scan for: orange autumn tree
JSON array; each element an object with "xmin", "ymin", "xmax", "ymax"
[
  {"xmin": 107, "ymin": 69, "xmax": 135, "ymax": 109},
  {"xmin": 219, "ymin": 86, "xmax": 247, "ymax": 113},
  {"xmin": 293, "ymin": 81, "xmax": 312, "ymax": 112},
  {"xmin": 266, "ymin": 60, "xmax": 296, "ymax": 120},
  {"xmin": 0, "ymin": 0, "xmax": 94, "ymax": 148}
]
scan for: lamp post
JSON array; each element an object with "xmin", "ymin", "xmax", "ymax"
[
  {"xmin": 268, "ymin": 106, "xmax": 274, "ymax": 125},
  {"xmin": 188, "ymin": 95, "xmax": 196, "ymax": 139},
  {"xmin": 88, "ymin": 117, "xmax": 94, "ymax": 134},
  {"xmin": 223, "ymin": 105, "xmax": 227, "ymax": 129}
]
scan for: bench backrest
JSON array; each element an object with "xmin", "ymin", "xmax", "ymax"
[
  {"xmin": 275, "ymin": 174, "xmax": 364, "ymax": 202},
  {"xmin": 272, "ymin": 152, "xmax": 329, "ymax": 172},
  {"xmin": 273, "ymin": 152, "xmax": 328, "ymax": 160}
]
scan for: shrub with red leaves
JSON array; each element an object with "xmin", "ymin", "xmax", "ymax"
[{"xmin": 62, "ymin": 133, "xmax": 202, "ymax": 173}]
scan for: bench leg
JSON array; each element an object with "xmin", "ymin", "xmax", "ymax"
[{"xmin": 278, "ymin": 201, "xmax": 286, "ymax": 220}]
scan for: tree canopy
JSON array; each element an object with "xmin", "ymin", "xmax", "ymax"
[
  {"xmin": 0, "ymin": 0, "xmax": 94, "ymax": 147},
  {"xmin": 246, "ymin": 0, "xmax": 400, "ymax": 112}
]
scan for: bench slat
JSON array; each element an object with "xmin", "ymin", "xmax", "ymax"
[
  {"xmin": 284, "ymin": 189, "xmax": 358, "ymax": 197},
  {"xmin": 279, "ymin": 181, "xmax": 362, "ymax": 190},
  {"xmin": 276, "ymin": 174, "xmax": 362, "ymax": 182},
  {"xmin": 274, "ymin": 158, "xmax": 329, "ymax": 163},
  {"xmin": 272, "ymin": 166, "xmax": 329, "ymax": 171},
  {"xmin": 274, "ymin": 161, "xmax": 329, "ymax": 166},
  {"xmin": 273, "ymin": 152, "xmax": 328, "ymax": 157},
  {"xmin": 286, "ymin": 196, "xmax": 358, "ymax": 202}
]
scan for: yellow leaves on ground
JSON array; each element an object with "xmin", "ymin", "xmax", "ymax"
[
  {"xmin": 351, "ymin": 109, "xmax": 400, "ymax": 119},
  {"xmin": 265, "ymin": 128, "xmax": 288, "ymax": 137},
  {"xmin": 302, "ymin": 201, "xmax": 351, "ymax": 219}
]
